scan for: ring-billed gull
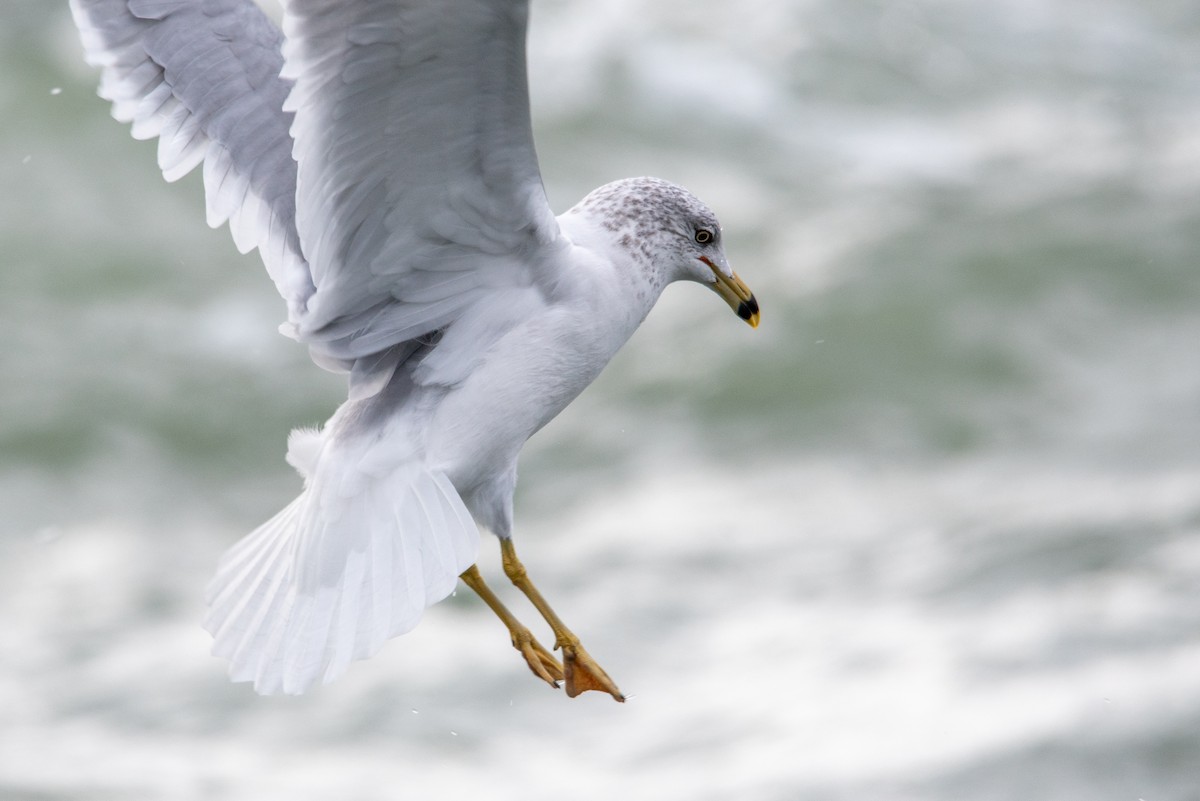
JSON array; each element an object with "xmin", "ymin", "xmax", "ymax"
[{"xmin": 69, "ymin": 0, "xmax": 759, "ymax": 701}]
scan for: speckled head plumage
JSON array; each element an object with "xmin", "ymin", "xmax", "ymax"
[{"xmin": 571, "ymin": 176, "xmax": 760, "ymax": 327}]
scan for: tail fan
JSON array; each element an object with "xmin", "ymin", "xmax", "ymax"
[{"xmin": 203, "ymin": 462, "xmax": 478, "ymax": 695}]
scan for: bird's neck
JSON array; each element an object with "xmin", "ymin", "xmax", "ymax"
[{"xmin": 555, "ymin": 210, "xmax": 669, "ymax": 345}]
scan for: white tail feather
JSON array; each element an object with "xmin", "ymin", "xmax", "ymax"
[{"xmin": 203, "ymin": 450, "xmax": 479, "ymax": 695}]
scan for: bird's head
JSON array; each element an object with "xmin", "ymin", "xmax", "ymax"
[
  {"xmin": 662, "ymin": 198, "xmax": 760, "ymax": 329},
  {"xmin": 572, "ymin": 177, "xmax": 759, "ymax": 327}
]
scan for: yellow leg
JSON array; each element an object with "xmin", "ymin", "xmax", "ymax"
[
  {"xmin": 460, "ymin": 565, "xmax": 563, "ymax": 689},
  {"xmin": 500, "ymin": 539, "xmax": 625, "ymax": 702}
]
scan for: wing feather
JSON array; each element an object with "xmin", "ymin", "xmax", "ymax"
[
  {"xmin": 70, "ymin": 0, "xmax": 313, "ymax": 318},
  {"xmin": 280, "ymin": 0, "xmax": 565, "ymax": 373},
  {"xmin": 73, "ymin": 0, "xmax": 564, "ymax": 397}
]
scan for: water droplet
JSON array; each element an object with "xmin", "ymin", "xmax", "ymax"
[
  {"xmin": 50, "ymin": 87, "xmax": 62, "ymax": 96},
  {"xmin": 449, "ymin": 730, "xmax": 458, "ymax": 737}
]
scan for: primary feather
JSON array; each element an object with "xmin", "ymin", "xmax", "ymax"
[{"xmin": 70, "ymin": 0, "xmax": 312, "ymax": 317}]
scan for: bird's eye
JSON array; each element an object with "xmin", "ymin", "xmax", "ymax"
[{"xmin": 694, "ymin": 229, "xmax": 714, "ymax": 245}]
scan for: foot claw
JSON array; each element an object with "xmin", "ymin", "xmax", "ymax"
[
  {"xmin": 562, "ymin": 644, "xmax": 625, "ymax": 702},
  {"xmin": 514, "ymin": 632, "xmax": 564, "ymax": 688}
]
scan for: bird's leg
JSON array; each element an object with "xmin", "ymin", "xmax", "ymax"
[
  {"xmin": 459, "ymin": 565, "xmax": 564, "ymax": 689},
  {"xmin": 499, "ymin": 538, "xmax": 625, "ymax": 702}
]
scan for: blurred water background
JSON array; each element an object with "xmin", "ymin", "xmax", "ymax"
[{"xmin": 3, "ymin": 0, "xmax": 1200, "ymax": 799}]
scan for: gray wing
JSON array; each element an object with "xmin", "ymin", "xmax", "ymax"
[
  {"xmin": 73, "ymin": 0, "xmax": 565, "ymax": 398},
  {"xmin": 281, "ymin": 0, "xmax": 564, "ymax": 391},
  {"xmin": 70, "ymin": 0, "xmax": 314, "ymax": 319}
]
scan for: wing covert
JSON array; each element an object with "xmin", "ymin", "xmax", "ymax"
[{"xmin": 281, "ymin": 0, "xmax": 563, "ymax": 367}]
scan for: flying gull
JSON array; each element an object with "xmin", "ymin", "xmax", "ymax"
[{"xmin": 69, "ymin": 0, "xmax": 760, "ymax": 701}]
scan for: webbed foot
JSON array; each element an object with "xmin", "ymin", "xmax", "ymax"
[{"xmin": 561, "ymin": 641, "xmax": 625, "ymax": 702}]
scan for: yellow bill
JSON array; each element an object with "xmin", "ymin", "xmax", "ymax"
[{"xmin": 701, "ymin": 256, "xmax": 760, "ymax": 328}]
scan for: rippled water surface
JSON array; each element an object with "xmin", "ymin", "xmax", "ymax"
[{"xmin": 2, "ymin": 1, "xmax": 1199, "ymax": 799}]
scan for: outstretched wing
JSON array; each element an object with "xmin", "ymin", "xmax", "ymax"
[
  {"xmin": 281, "ymin": 0, "xmax": 565, "ymax": 386},
  {"xmin": 69, "ymin": 0, "xmax": 314, "ymax": 319},
  {"xmin": 73, "ymin": 0, "xmax": 563, "ymax": 396}
]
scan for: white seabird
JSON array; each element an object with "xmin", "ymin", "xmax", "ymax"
[{"xmin": 69, "ymin": 0, "xmax": 760, "ymax": 700}]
